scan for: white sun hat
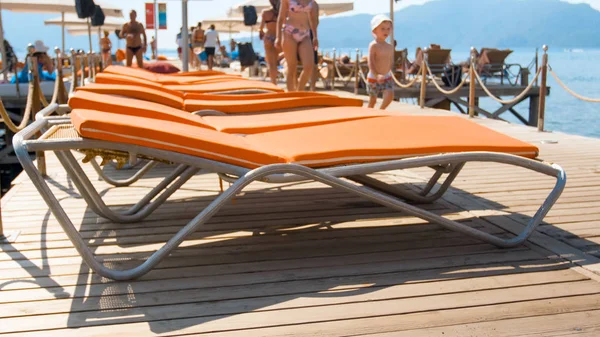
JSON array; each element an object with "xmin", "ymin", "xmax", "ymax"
[
  {"xmin": 33, "ymin": 40, "xmax": 50, "ymax": 53},
  {"xmin": 370, "ymin": 14, "xmax": 392, "ymax": 32}
]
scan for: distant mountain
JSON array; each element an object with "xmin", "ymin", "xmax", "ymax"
[
  {"xmin": 2, "ymin": 0, "xmax": 600, "ymax": 54},
  {"xmin": 318, "ymin": 0, "xmax": 600, "ymax": 49}
]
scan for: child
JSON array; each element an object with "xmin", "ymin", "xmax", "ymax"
[{"xmin": 367, "ymin": 14, "xmax": 394, "ymax": 110}]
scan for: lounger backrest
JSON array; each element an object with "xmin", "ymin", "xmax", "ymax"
[
  {"xmin": 95, "ymin": 73, "xmax": 179, "ymax": 94},
  {"xmin": 183, "ymin": 91, "xmax": 333, "ymax": 100},
  {"xmin": 427, "ymin": 49, "xmax": 452, "ymax": 75},
  {"xmin": 103, "ymin": 65, "xmax": 160, "ymax": 81},
  {"xmin": 76, "ymin": 83, "xmax": 184, "ymax": 109},
  {"xmin": 68, "ymin": 91, "xmax": 213, "ymax": 129},
  {"xmin": 71, "ymin": 109, "xmax": 286, "ymax": 168},
  {"xmin": 183, "ymin": 95, "xmax": 363, "ymax": 113},
  {"xmin": 484, "ymin": 49, "xmax": 513, "ymax": 73}
]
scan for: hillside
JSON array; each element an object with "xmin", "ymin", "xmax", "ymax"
[
  {"xmin": 1, "ymin": 0, "xmax": 600, "ymax": 53},
  {"xmin": 319, "ymin": 0, "xmax": 600, "ymax": 48}
]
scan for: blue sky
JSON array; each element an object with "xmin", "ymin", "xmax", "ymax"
[{"xmin": 3, "ymin": 0, "xmax": 600, "ymax": 51}]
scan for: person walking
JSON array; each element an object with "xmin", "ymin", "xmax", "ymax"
[{"xmin": 204, "ymin": 24, "xmax": 220, "ymax": 70}]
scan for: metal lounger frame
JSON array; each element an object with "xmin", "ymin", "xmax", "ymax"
[{"xmin": 17, "ymin": 106, "xmax": 566, "ymax": 281}]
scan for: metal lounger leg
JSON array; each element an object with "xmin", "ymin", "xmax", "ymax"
[
  {"xmin": 56, "ymin": 150, "xmax": 199, "ymax": 222},
  {"xmin": 347, "ymin": 163, "xmax": 465, "ymax": 204},
  {"xmin": 89, "ymin": 158, "xmax": 159, "ymax": 187},
  {"xmin": 15, "ymin": 153, "xmax": 565, "ymax": 280}
]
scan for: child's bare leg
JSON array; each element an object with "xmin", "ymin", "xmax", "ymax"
[
  {"xmin": 368, "ymin": 94, "xmax": 377, "ymax": 108},
  {"xmin": 380, "ymin": 90, "xmax": 394, "ymax": 110}
]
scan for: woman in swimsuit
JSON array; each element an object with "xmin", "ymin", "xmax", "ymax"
[
  {"xmin": 100, "ymin": 30, "xmax": 112, "ymax": 66},
  {"xmin": 259, "ymin": 0, "xmax": 280, "ymax": 85},
  {"xmin": 120, "ymin": 10, "xmax": 147, "ymax": 68},
  {"xmin": 276, "ymin": 0, "xmax": 319, "ymax": 91}
]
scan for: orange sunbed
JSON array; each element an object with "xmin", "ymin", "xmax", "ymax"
[
  {"xmin": 68, "ymin": 91, "xmax": 376, "ymax": 134},
  {"xmin": 20, "ymin": 106, "xmax": 563, "ymax": 281},
  {"xmin": 72, "ymin": 110, "xmax": 539, "ymax": 169},
  {"xmin": 95, "ymin": 72, "xmax": 283, "ymax": 94},
  {"xmin": 73, "ymin": 84, "xmax": 362, "ymax": 112},
  {"xmin": 103, "ymin": 65, "xmax": 238, "ymax": 83}
]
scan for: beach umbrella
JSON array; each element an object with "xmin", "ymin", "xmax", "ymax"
[
  {"xmin": 0, "ymin": 0, "xmax": 124, "ymax": 79},
  {"xmin": 229, "ymin": 0, "xmax": 354, "ymax": 17},
  {"xmin": 202, "ymin": 17, "xmax": 256, "ymax": 39},
  {"xmin": 45, "ymin": 13, "xmax": 127, "ymax": 51}
]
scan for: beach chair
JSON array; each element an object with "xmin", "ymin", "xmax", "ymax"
[
  {"xmin": 95, "ymin": 72, "xmax": 284, "ymax": 94},
  {"xmin": 426, "ymin": 49, "xmax": 452, "ymax": 77},
  {"xmin": 477, "ymin": 48, "xmax": 514, "ymax": 85},
  {"xmin": 15, "ymin": 105, "xmax": 565, "ymax": 280},
  {"xmin": 71, "ymin": 86, "xmax": 364, "ymax": 114}
]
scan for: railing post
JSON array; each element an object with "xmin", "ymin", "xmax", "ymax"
[
  {"xmin": 538, "ymin": 45, "xmax": 548, "ymax": 132},
  {"xmin": 54, "ymin": 47, "xmax": 68, "ymax": 104},
  {"xmin": 401, "ymin": 49, "xmax": 407, "ymax": 82},
  {"xmin": 70, "ymin": 49, "xmax": 78, "ymax": 93},
  {"xmin": 331, "ymin": 48, "xmax": 336, "ymax": 90},
  {"xmin": 535, "ymin": 47, "xmax": 539, "ymax": 86},
  {"xmin": 354, "ymin": 48, "xmax": 360, "ymax": 95},
  {"xmin": 469, "ymin": 46, "xmax": 477, "ymax": 118},
  {"xmin": 419, "ymin": 47, "xmax": 428, "ymax": 108},
  {"xmin": 80, "ymin": 51, "xmax": 86, "ymax": 86}
]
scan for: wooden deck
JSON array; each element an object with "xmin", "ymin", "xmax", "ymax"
[{"xmin": 2, "ymin": 94, "xmax": 600, "ymax": 336}]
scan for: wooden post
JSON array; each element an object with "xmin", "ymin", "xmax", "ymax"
[
  {"xmin": 331, "ymin": 48, "xmax": 336, "ymax": 90},
  {"xmin": 469, "ymin": 47, "xmax": 476, "ymax": 118},
  {"xmin": 54, "ymin": 47, "xmax": 68, "ymax": 104},
  {"xmin": 535, "ymin": 47, "xmax": 539, "ymax": 87},
  {"xmin": 80, "ymin": 52, "xmax": 86, "ymax": 86},
  {"xmin": 401, "ymin": 49, "xmax": 407, "ymax": 81},
  {"xmin": 70, "ymin": 49, "xmax": 78, "ymax": 93},
  {"xmin": 419, "ymin": 47, "xmax": 428, "ymax": 108},
  {"xmin": 354, "ymin": 48, "xmax": 360, "ymax": 95},
  {"xmin": 537, "ymin": 45, "xmax": 548, "ymax": 132}
]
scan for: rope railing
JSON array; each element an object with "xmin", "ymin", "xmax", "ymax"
[
  {"xmin": 0, "ymin": 99, "xmax": 32, "ymax": 133},
  {"xmin": 332, "ymin": 59, "xmax": 356, "ymax": 86},
  {"xmin": 391, "ymin": 71, "xmax": 420, "ymax": 89},
  {"xmin": 473, "ymin": 66, "xmax": 542, "ymax": 105},
  {"xmin": 549, "ymin": 65, "xmax": 600, "ymax": 103}
]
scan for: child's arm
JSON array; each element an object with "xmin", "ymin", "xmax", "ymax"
[{"xmin": 368, "ymin": 43, "xmax": 378, "ymax": 77}]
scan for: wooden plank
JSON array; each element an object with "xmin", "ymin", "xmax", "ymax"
[{"xmin": 1, "ymin": 285, "xmax": 598, "ymax": 336}]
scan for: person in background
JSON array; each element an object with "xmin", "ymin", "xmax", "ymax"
[
  {"xmin": 203, "ymin": 24, "xmax": 220, "ymax": 70},
  {"xmin": 100, "ymin": 30, "xmax": 112, "ymax": 66},
  {"xmin": 176, "ymin": 27, "xmax": 183, "ymax": 60},
  {"xmin": 191, "ymin": 23, "xmax": 204, "ymax": 69},
  {"xmin": 367, "ymin": 14, "xmax": 394, "ymax": 110},
  {"xmin": 150, "ymin": 35, "xmax": 157, "ymax": 59},
  {"xmin": 276, "ymin": 0, "xmax": 319, "ymax": 91},
  {"xmin": 229, "ymin": 38, "xmax": 237, "ymax": 53},
  {"xmin": 259, "ymin": 0, "xmax": 280, "ymax": 84},
  {"xmin": 120, "ymin": 10, "xmax": 147, "ymax": 67}
]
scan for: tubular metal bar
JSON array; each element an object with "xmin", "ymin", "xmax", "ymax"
[
  {"xmin": 347, "ymin": 162, "xmax": 465, "ymax": 204},
  {"xmin": 15, "ymin": 120, "xmax": 567, "ymax": 280},
  {"xmin": 14, "ymin": 145, "xmax": 566, "ymax": 280},
  {"xmin": 56, "ymin": 150, "xmax": 199, "ymax": 223},
  {"xmin": 90, "ymin": 159, "xmax": 160, "ymax": 187}
]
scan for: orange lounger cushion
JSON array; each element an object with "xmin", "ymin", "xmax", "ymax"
[
  {"xmin": 183, "ymin": 91, "xmax": 334, "ymax": 100},
  {"xmin": 246, "ymin": 116, "xmax": 539, "ymax": 167},
  {"xmin": 72, "ymin": 110, "xmax": 538, "ymax": 170},
  {"xmin": 184, "ymin": 96, "xmax": 363, "ymax": 113},
  {"xmin": 103, "ymin": 65, "xmax": 236, "ymax": 84},
  {"xmin": 203, "ymin": 107, "xmax": 389, "ymax": 134},
  {"xmin": 165, "ymin": 81, "xmax": 284, "ymax": 93},
  {"xmin": 75, "ymin": 83, "xmax": 184, "ymax": 109},
  {"xmin": 95, "ymin": 73, "xmax": 172, "ymax": 93},
  {"xmin": 71, "ymin": 109, "xmax": 285, "ymax": 168},
  {"xmin": 69, "ymin": 91, "xmax": 211, "ymax": 129},
  {"xmin": 155, "ymin": 75, "xmax": 246, "ymax": 85},
  {"xmin": 68, "ymin": 91, "xmax": 381, "ymax": 134}
]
